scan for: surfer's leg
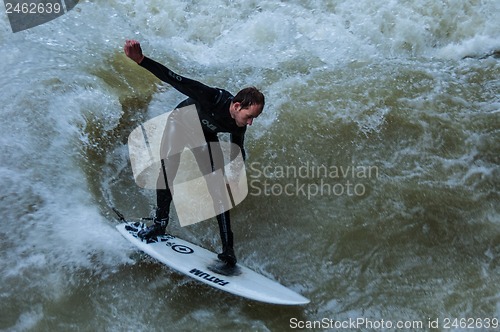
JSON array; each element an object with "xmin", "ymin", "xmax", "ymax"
[
  {"xmin": 155, "ymin": 156, "xmax": 177, "ymax": 223},
  {"xmin": 137, "ymin": 188, "xmax": 171, "ymax": 240},
  {"xmin": 137, "ymin": 198, "xmax": 169, "ymax": 240},
  {"xmin": 191, "ymin": 136, "xmax": 236, "ymax": 265},
  {"xmin": 155, "ymin": 183, "xmax": 172, "ymax": 222},
  {"xmin": 138, "ymin": 154, "xmax": 181, "ymax": 240},
  {"xmin": 138, "ymin": 113, "xmax": 185, "ymax": 240},
  {"xmin": 217, "ymin": 211, "xmax": 237, "ymax": 266}
]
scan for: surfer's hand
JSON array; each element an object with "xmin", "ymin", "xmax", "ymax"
[{"xmin": 124, "ymin": 40, "xmax": 145, "ymax": 64}]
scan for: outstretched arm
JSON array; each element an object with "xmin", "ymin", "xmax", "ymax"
[{"xmin": 123, "ymin": 40, "xmax": 219, "ymax": 104}]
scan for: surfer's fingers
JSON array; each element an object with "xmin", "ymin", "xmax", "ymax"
[
  {"xmin": 124, "ymin": 40, "xmax": 143, "ymax": 63},
  {"xmin": 124, "ymin": 40, "xmax": 140, "ymax": 50}
]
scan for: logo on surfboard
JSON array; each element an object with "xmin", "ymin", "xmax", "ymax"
[{"xmin": 171, "ymin": 244, "xmax": 194, "ymax": 254}]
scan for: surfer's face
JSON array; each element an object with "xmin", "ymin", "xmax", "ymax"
[{"xmin": 231, "ymin": 102, "xmax": 263, "ymax": 127}]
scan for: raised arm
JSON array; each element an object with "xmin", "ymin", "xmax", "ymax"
[{"xmin": 124, "ymin": 40, "xmax": 220, "ymax": 104}]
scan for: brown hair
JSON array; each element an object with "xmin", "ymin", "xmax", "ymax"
[{"xmin": 233, "ymin": 87, "xmax": 265, "ymax": 111}]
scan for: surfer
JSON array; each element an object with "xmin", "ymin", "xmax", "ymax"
[{"xmin": 123, "ymin": 40, "xmax": 264, "ymax": 266}]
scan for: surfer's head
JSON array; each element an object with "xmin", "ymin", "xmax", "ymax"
[{"xmin": 230, "ymin": 87, "xmax": 265, "ymax": 127}]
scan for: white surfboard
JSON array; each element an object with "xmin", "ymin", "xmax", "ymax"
[{"xmin": 116, "ymin": 221, "xmax": 309, "ymax": 305}]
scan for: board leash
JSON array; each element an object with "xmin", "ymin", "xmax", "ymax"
[
  {"xmin": 112, "ymin": 207, "xmax": 126, "ymax": 221},
  {"xmin": 111, "ymin": 207, "xmax": 153, "ymax": 222}
]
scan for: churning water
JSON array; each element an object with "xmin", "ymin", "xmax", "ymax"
[{"xmin": 1, "ymin": 0, "xmax": 499, "ymax": 331}]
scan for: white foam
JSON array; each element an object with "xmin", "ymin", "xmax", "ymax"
[
  {"xmin": 435, "ymin": 35, "xmax": 500, "ymax": 60},
  {"xmin": 0, "ymin": 18, "xmax": 134, "ymax": 308},
  {"xmin": 0, "ymin": 0, "xmax": 498, "ymax": 327},
  {"xmin": 7, "ymin": 305, "xmax": 44, "ymax": 332}
]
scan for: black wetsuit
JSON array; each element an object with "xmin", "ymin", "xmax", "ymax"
[
  {"xmin": 140, "ymin": 57, "xmax": 246, "ymax": 155},
  {"xmin": 139, "ymin": 56, "xmax": 243, "ymax": 263}
]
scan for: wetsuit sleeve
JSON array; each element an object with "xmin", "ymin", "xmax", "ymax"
[
  {"xmin": 139, "ymin": 56, "xmax": 220, "ymax": 105},
  {"xmin": 230, "ymin": 134, "xmax": 246, "ymax": 161}
]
